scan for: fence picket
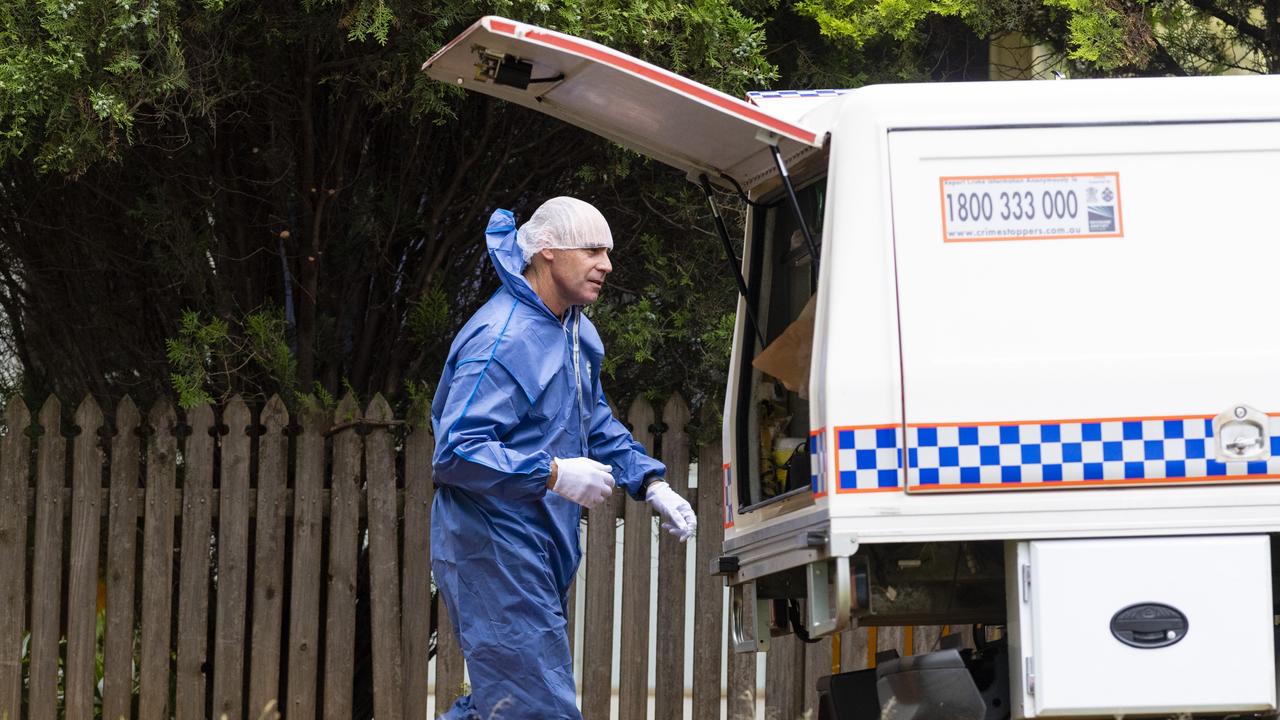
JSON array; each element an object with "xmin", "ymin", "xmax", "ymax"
[
  {"xmin": 214, "ymin": 396, "xmax": 252, "ymax": 718},
  {"xmin": 618, "ymin": 396, "xmax": 655, "ymax": 720},
  {"xmin": 765, "ymin": 633, "xmax": 805, "ymax": 720},
  {"xmin": 582, "ymin": 482, "xmax": 622, "ymax": 718},
  {"xmin": 0, "ymin": 397, "xmax": 29, "ymax": 720},
  {"xmin": 434, "ymin": 600, "xmax": 465, "ymax": 711},
  {"xmin": 139, "ymin": 400, "xmax": 178, "ymax": 720},
  {"xmin": 29, "ymin": 397, "xmax": 65, "ymax": 720},
  {"xmin": 176, "ymin": 404, "xmax": 214, "ymax": 720},
  {"xmin": 249, "ymin": 395, "xmax": 290, "ymax": 718},
  {"xmin": 803, "ymin": 637, "xmax": 833, "ymax": 717},
  {"xmin": 727, "ymin": 638, "xmax": 756, "ymax": 720},
  {"xmin": 2, "ymin": 390, "xmax": 827, "ymax": 720},
  {"xmin": 692, "ymin": 440, "xmax": 724, "ymax": 720},
  {"xmin": 401, "ymin": 423, "xmax": 433, "ymax": 720},
  {"xmin": 102, "ymin": 397, "xmax": 139, "ymax": 720},
  {"xmin": 366, "ymin": 395, "xmax": 404, "ymax": 720},
  {"xmin": 65, "ymin": 397, "xmax": 104, "ymax": 719},
  {"xmin": 285, "ymin": 406, "xmax": 328, "ymax": 720},
  {"xmin": 655, "ymin": 394, "xmax": 691, "ymax": 720},
  {"xmin": 323, "ymin": 394, "xmax": 362, "ymax": 718}
]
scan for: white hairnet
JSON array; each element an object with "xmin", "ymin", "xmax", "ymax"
[{"xmin": 516, "ymin": 197, "xmax": 614, "ymax": 264}]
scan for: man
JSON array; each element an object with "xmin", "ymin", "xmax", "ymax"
[{"xmin": 431, "ymin": 197, "xmax": 698, "ymax": 719}]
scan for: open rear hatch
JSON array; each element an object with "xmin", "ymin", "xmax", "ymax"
[{"xmin": 422, "ymin": 16, "xmax": 824, "ymax": 187}]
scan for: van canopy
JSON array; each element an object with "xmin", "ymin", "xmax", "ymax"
[{"xmin": 422, "ymin": 17, "xmax": 825, "ymax": 189}]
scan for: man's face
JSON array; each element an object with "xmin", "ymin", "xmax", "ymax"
[{"xmin": 547, "ymin": 246, "xmax": 612, "ymax": 306}]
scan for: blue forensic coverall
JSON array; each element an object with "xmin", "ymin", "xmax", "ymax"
[{"xmin": 431, "ymin": 208, "xmax": 666, "ymax": 719}]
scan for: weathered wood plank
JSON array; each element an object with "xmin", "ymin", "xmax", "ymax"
[
  {"xmin": 323, "ymin": 393, "xmax": 362, "ymax": 718},
  {"xmin": 65, "ymin": 397, "xmax": 105, "ymax": 719},
  {"xmin": 139, "ymin": 400, "xmax": 178, "ymax": 720},
  {"xmin": 581, "ymin": 483, "xmax": 622, "ymax": 718},
  {"xmin": 366, "ymin": 395, "xmax": 404, "ymax": 720},
  {"xmin": 727, "ymin": 635, "xmax": 756, "ymax": 720},
  {"xmin": 841, "ymin": 626, "xmax": 870, "ymax": 671},
  {"xmin": 0, "ymin": 397, "xmax": 30, "ymax": 720},
  {"xmin": 28, "ymin": 397, "xmax": 66, "ymax": 720},
  {"xmin": 916, "ymin": 625, "xmax": 942, "ymax": 656},
  {"xmin": 654, "ymin": 394, "xmax": 691, "ymax": 720},
  {"xmin": 881, "ymin": 625, "xmax": 905, "ymax": 659},
  {"xmin": 433, "ymin": 599, "xmax": 465, "ymax": 712},
  {"xmin": 213, "ymin": 397, "xmax": 252, "ymax": 719},
  {"xmin": 102, "ymin": 397, "xmax": 140, "ymax": 720},
  {"xmin": 248, "ymin": 395, "xmax": 289, "ymax": 719},
  {"xmin": 803, "ymin": 636, "xmax": 833, "ymax": 717},
  {"xmin": 565, "ymin": 580, "xmax": 576, "ymax": 664},
  {"xmin": 285, "ymin": 406, "xmax": 328, "ymax": 720},
  {"xmin": 175, "ymin": 404, "xmax": 214, "ymax": 720},
  {"xmin": 692, "ymin": 440, "xmax": 725, "ymax": 720},
  {"xmin": 618, "ymin": 397, "xmax": 654, "ymax": 720},
  {"xmin": 401, "ymin": 423, "xmax": 433, "ymax": 720},
  {"xmin": 765, "ymin": 632, "xmax": 805, "ymax": 720}
]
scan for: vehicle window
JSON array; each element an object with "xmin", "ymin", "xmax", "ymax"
[{"xmin": 736, "ymin": 179, "xmax": 825, "ymax": 510}]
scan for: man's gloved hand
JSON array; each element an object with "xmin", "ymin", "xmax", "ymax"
[
  {"xmin": 550, "ymin": 457, "xmax": 615, "ymax": 508},
  {"xmin": 645, "ymin": 480, "xmax": 697, "ymax": 542}
]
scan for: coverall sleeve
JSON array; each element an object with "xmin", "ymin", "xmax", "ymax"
[
  {"xmin": 588, "ymin": 380, "xmax": 666, "ymax": 501},
  {"xmin": 433, "ymin": 356, "xmax": 553, "ymax": 501}
]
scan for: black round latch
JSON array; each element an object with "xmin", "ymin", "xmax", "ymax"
[{"xmin": 1110, "ymin": 602, "xmax": 1188, "ymax": 649}]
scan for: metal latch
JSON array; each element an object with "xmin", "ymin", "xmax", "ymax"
[{"xmin": 1213, "ymin": 404, "xmax": 1272, "ymax": 463}]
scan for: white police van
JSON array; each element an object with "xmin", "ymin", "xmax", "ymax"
[{"xmin": 425, "ymin": 18, "xmax": 1280, "ymax": 718}]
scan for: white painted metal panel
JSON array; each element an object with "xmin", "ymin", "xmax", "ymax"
[
  {"xmin": 422, "ymin": 17, "xmax": 823, "ymax": 188},
  {"xmin": 1020, "ymin": 536, "xmax": 1274, "ymax": 716},
  {"xmin": 889, "ymin": 122, "xmax": 1280, "ymax": 492}
]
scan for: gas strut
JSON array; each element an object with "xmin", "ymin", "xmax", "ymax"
[
  {"xmin": 698, "ymin": 174, "xmax": 767, "ymax": 350},
  {"xmin": 768, "ymin": 143, "xmax": 820, "ymax": 286}
]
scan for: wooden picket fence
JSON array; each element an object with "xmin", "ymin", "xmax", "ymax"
[{"xmin": 0, "ymin": 392, "xmax": 934, "ymax": 720}]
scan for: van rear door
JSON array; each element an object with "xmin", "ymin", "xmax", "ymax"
[
  {"xmin": 422, "ymin": 17, "xmax": 823, "ymax": 186},
  {"xmin": 888, "ymin": 121, "xmax": 1280, "ymax": 493}
]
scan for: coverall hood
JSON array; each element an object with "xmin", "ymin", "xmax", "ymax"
[{"xmin": 486, "ymin": 208, "xmax": 559, "ymax": 320}]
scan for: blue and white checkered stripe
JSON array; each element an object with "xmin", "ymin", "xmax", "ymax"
[
  {"xmin": 908, "ymin": 417, "xmax": 1280, "ymax": 487},
  {"xmin": 836, "ymin": 427, "xmax": 903, "ymax": 490},
  {"xmin": 810, "ymin": 430, "xmax": 828, "ymax": 495},
  {"xmin": 747, "ymin": 89, "xmax": 855, "ymax": 100}
]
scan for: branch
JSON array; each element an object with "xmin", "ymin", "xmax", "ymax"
[{"xmin": 1184, "ymin": 0, "xmax": 1266, "ymax": 44}]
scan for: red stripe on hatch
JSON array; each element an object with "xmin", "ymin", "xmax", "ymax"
[{"xmin": 485, "ymin": 19, "xmax": 819, "ymax": 146}]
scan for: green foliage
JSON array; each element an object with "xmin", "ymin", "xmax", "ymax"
[
  {"xmin": 407, "ymin": 284, "xmax": 449, "ymax": 346},
  {"xmin": 295, "ymin": 380, "xmax": 339, "ymax": 416},
  {"xmin": 403, "ymin": 378, "xmax": 434, "ymax": 426},
  {"xmin": 344, "ymin": 0, "xmax": 397, "ymax": 45},
  {"xmin": 797, "ymin": 0, "xmax": 976, "ymax": 46},
  {"xmin": 796, "ymin": 0, "xmax": 1278, "ymax": 75},
  {"xmin": 586, "ymin": 181, "xmax": 738, "ymax": 415},
  {"xmin": 165, "ymin": 304, "xmax": 297, "ymax": 408},
  {"xmin": 0, "ymin": 0, "xmax": 823, "ymax": 420},
  {"xmin": 0, "ymin": 0, "xmax": 189, "ymax": 174}
]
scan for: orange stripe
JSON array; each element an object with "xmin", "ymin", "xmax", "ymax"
[
  {"xmin": 945, "ymin": 231, "xmax": 1122, "ymax": 243},
  {"xmin": 907, "ymin": 412, "xmax": 1225, "ymax": 428},
  {"xmin": 839, "ymin": 486, "xmax": 902, "ymax": 494},
  {"xmin": 942, "ymin": 171, "xmax": 1121, "ymax": 181},
  {"xmin": 910, "ymin": 473, "xmax": 1280, "ymax": 492}
]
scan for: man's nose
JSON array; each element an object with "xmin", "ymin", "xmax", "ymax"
[{"xmin": 598, "ymin": 252, "xmax": 612, "ymax": 274}]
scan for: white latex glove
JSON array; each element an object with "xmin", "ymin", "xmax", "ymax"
[
  {"xmin": 645, "ymin": 481, "xmax": 697, "ymax": 542},
  {"xmin": 550, "ymin": 457, "xmax": 615, "ymax": 509}
]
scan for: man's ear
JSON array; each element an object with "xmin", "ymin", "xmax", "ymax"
[{"xmin": 537, "ymin": 248, "xmax": 556, "ymax": 264}]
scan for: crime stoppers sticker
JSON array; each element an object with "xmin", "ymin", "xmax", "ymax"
[{"xmin": 939, "ymin": 172, "xmax": 1124, "ymax": 242}]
